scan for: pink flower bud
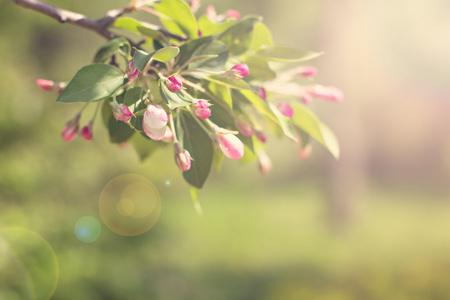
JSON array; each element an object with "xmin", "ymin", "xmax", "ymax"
[
  {"xmin": 301, "ymin": 93, "xmax": 313, "ymax": 104},
  {"xmin": 113, "ymin": 102, "xmax": 133, "ymax": 122},
  {"xmin": 61, "ymin": 114, "xmax": 80, "ymax": 142},
  {"xmin": 189, "ymin": 0, "xmax": 200, "ymax": 12},
  {"xmin": 80, "ymin": 121, "xmax": 93, "ymax": 141},
  {"xmin": 194, "ymin": 99, "xmax": 211, "ymax": 120},
  {"xmin": 236, "ymin": 118, "xmax": 255, "ymax": 137},
  {"xmin": 307, "ymin": 85, "xmax": 343, "ymax": 102},
  {"xmin": 257, "ymin": 87, "xmax": 267, "ymax": 101},
  {"xmin": 142, "ymin": 104, "xmax": 168, "ymax": 141},
  {"xmin": 174, "ymin": 143, "xmax": 193, "ymax": 172},
  {"xmin": 230, "ymin": 63, "xmax": 249, "ymax": 78},
  {"xmin": 277, "ymin": 102, "xmax": 294, "ymax": 118},
  {"xmin": 126, "ymin": 60, "xmax": 140, "ymax": 79},
  {"xmin": 162, "ymin": 126, "xmax": 173, "ymax": 143},
  {"xmin": 226, "ymin": 10, "xmax": 240, "ymax": 20},
  {"xmin": 206, "ymin": 5, "xmax": 217, "ymax": 21},
  {"xmin": 257, "ymin": 151, "xmax": 272, "ymax": 175},
  {"xmin": 296, "ymin": 66, "xmax": 317, "ymax": 78},
  {"xmin": 36, "ymin": 79, "xmax": 54, "ymax": 91},
  {"xmin": 218, "ymin": 133, "xmax": 244, "ymax": 160},
  {"xmin": 298, "ymin": 144, "xmax": 312, "ymax": 160},
  {"xmin": 255, "ymin": 130, "xmax": 267, "ymax": 143},
  {"xmin": 166, "ymin": 76, "xmax": 183, "ymax": 92}
]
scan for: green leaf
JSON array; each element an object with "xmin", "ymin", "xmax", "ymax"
[
  {"xmin": 133, "ymin": 49, "xmax": 153, "ymax": 72},
  {"xmin": 251, "ymin": 46, "xmax": 323, "ymax": 63},
  {"xmin": 188, "ymin": 55, "xmax": 219, "ymax": 64},
  {"xmin": 131, "ymin": 133, "xmax": 167, "ymax": 161},
  {"xmin": 198, "ymin": 15, "xmax": 235, "ymax": 37},
  {"xmin": 250, "ymin": 23, "xmax": 273, "ymax": 52},
  {"xmin": 232, "ymin": 90, "xmax": 280, "ymax": 126},
  {"xmin": 219, "ymin": 16, "xmax": 262, "ymax": 56},
  {"xmin": 108, "ymin": 116, "xmax": 135, "ymax": 144},
  {"xmin": 268, "ymin": 103, "xmax": 297, "ymax": 141},
  {"xmin": 159, "ymin": 80, "xmax": 192, "ymax": 109},
  {"xmin": 190, "ymin": 41, "xmax": 228, "ymax": 71},
  {"xmin": 291, "ymin": 103, "xmax": 340, "ymax": 159},
  {"xmin": 207, "ymin": 81, "xmax": 232, "ymax": 109},
  {"xmin": 175, "ymin": 36, "xmax": 213, "ymax": 68},
  {"xmin": 124, "ymin": 87, "xmax": 145, "ymax": 106},
  {"xmin": 245, "ymin": 57, "xmax": 276, "ymax": 81},
  {"xmin": 154, "ymin": 0, "xmax": 198, "ymax": 39},
  {"xmin": 113, "ymin": 17, "xmax": 166, "ymax": 42},
  {"xmin": 152, "ymin": 46, "xmax": 180, "ymax": 62},
  {"xmin": 93, "ymin": 37, "xmax": 130, "ymax": 63},
  {"xmin": 205, "ymin": 75, "xmax": 250, "ymax": 90},
  {"xmin": 176, "ymin": 110, "xmax": 214, "ymax": 189},
  {"xmin": 133, "ymin": 47, "xmax": 180, "ymax": 72},
  {"xmin": 57, "ymin": 64, "xmax": 125, "ymax": 103}
]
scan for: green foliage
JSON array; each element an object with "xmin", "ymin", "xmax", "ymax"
[
  {"xmin": 57, "ymin": 64, "xmax": 125, "ymax": 103},
  {"xmin": 47, "ymin": 1, "xmax": 341, "ymax": 190}
]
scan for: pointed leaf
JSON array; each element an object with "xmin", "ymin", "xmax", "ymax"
[
  {"xmin": 190, "ymin": 41, "xmax": 228, "ymax": 71},
  {"xmin": 113, "ymin": 17, "xmax": 167, "ymax": 42},
  {"xmin": 219, "ymin": 16, "xmax": 262, "ymax": 55},
  {"xmin": 159, "ymin": 80, "xmax": 192, "ymax": 109},
  {"xmin": 176, "ymin": 110, "xmax": 214, "ymax": 189},
  {"xmin": 205, "ymin": 75, "xmax": 250, "ymax": 90},
  {"xmin": 124, "ymin": 87, "xmax": 145, "ymax": 106},
  {"xmin": 251, "ymin": 46, "xmax": 323, "ymax": 62},
  {"xmin": 176, "ymin": 36, "xmax": 213, "ymax": 68},
  {"xmin": 154, "ymin": 0, "xmax": 198, "ymax": 39},
  {"xmin": 250, "ymin": 23, "xmax": 273, "ymax": 52},
  {"xmin": 245, "ymin": 57, "xmax": 276, "ymax": 81},
  {"xmin": 207, "ymin": 81, "xmax": 232, "ymax": 108},
  {"xmin": 198, "ymin": 15, "xmax": 235, "ymax": 37},
  {"xmin": 291, "ymin": 103, "xmax": 340, "ymax": 159},
  {"xmin": 57, "ymin": 64, "xmax": 125, "ymax": 103},
  {"xmin": 152, "ymin": 46, "xmax": 180, "ymax": 62},
  {"xmin": 93, "ymin": 37, "xmax": 130, "ymax": 63},
  {"xmin": 133, "ymin": 49, "xmax": 154, "ymax": 72}
]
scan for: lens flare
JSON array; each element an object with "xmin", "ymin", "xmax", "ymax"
[
  {"xmin": 99, "ymin": 174, "xmax": 161, "ymax": 236},
  {"xmin": 74, "ymin": 216, "xmax": 102, "ymax": 243},
  {"xmin": 0, "ymin": 228, "xmax": 59, "ymax": 300}
]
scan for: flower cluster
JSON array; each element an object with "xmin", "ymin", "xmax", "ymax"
[{"xmin": 38, "ymin": 0, "xmax": 342, "ymax": 191}]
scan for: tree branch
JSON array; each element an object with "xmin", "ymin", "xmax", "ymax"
[{"xmin": 10, "ymin": 0, "xmax": 185, "ymax": 41}]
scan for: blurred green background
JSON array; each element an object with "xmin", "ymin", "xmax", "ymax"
[{"xmin": 2, "ymin": 0, "xmax": 450, "ymax": 299}]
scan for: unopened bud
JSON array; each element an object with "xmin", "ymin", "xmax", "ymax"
[
  {"xmin": 226, "ymin": 10, "xmax": 240, "ymax": 20},
  {"xmin": 80, "ymin": 121, "xmax": 94, "ymax": 141},
  {"xmin": 61, "ymin": 114, "xmax": 80, "ymax": 142},
  {"xmin": 126, "ymin": 60, "xmax": 140, "ymax": 79},
  {"xmin": 298, "ymin": 144, "xmax": 312, "ymax": 160},
  {"xmin": 257, "ymin": 87, "xmax": 267, "ymax": 101},
  {"xmin": 218, "ymin": 133, "xmax": 244, "ymax": 160},
  {"xmin": 277, "ymin": 102, "xmax": 294, "ymax": 118},
  {"xmin": 255, "ymin": 129, "xmax": 267, "ymax": 143},
  {"xmin": 174, "ymin": 142, "xmax": 193, "ymax": 171},
  {"xmin": 193, "ymin": 99, "xmax": 211, "ymax": 120},
  {"xmin": 257, "ymin": 150, "xmax": 272, "ymax": 175},
  {"xmin": 236, "ymin": 118, "xmax": 255, "ymax": 137},
  {"xmin": 230, "ymin": 63, "xmax": 249, "ymax": 78},
  {"xmin": 142, "ymin": 104, "xmax": 168, "ymax": 140},
  {"xmin": 166, "ymin": 76, "xmax": 183, "ymax": 92},
  {"xmin": 296, "ymin": 66, "xmax": 317, "ymax": 78},
  {"xmin": 36, "ymin": 78, "xmax": 65, "ymax": 93},
  {"xmin": 113, "ymin": 102, "xmax": 133, "ymax": 122},
  {"xmin": 307, "ymin": 84, "xmax": 343, "ymax": 102}
]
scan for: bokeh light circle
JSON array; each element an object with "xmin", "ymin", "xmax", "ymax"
[
  {"xmin": 99, "ymin": 174, "xmax": 161, "ymax": 236},
  {"xmin": 0, "ymin": 228, "xmax": 59, "ymax": 300},
  {"xmin": 74, "ymin": 216, "xmax": 102, "ymax": 243}
]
